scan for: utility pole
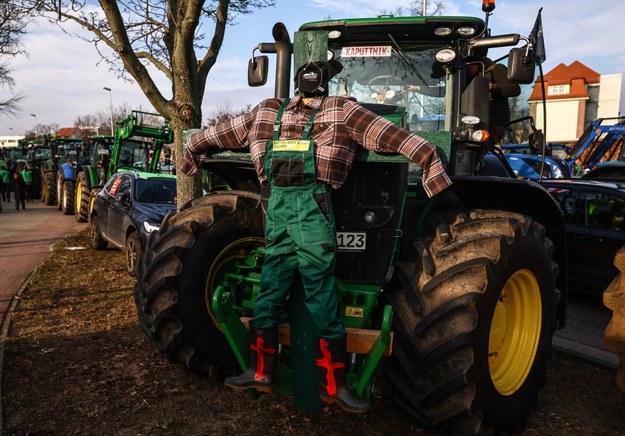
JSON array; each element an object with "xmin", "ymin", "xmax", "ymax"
[
  {"xmin": 103, "ymin": 87, "xmax": 114, "ymax": 136},
  {"xmin": 422, "ymin": 0, "xmax": 428, "ymax": 15}
]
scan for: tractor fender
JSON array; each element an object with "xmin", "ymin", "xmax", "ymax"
[
  {"xmin": 446, "ymin": 176, "xmax": 567, "ymax": 328},
  {"xmin": 59, "ymin": 162, "xmax": 76, "ymax": 181}
]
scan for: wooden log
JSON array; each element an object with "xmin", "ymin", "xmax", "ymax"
[
  {"xmin": 240, "ymin": 317, "xmax": 393, "ymax": 356},
  {"xmin": 603, "ymin": 246, "xmax": 625, "ymax": 393}
]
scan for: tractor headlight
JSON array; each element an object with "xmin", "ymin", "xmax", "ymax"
[
  {"xmin": 461, "ymin": 115, "xmax": 481, "ymax": 125},
  {"xmin": 457, "ymin": 26, "xmax": 477, "ymax": 37},
  {"xmin": 143, "ymin": 221, "xmax": 160, "ymax": 233},
  {"xmin": 434, "ymin": 27, "xmax": 452, "ymax": 36},
  {"xmin": 435, "ymin": 48, "xmax": 456, "ymax": 63}
]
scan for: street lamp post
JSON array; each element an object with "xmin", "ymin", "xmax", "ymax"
[
  {"xmin": 103, "ymin": 87, "xmax": 114, "ymax": 136},
  {"xmin": 30, "ymin": 113, "xmax": 38, "ymax": 138}
]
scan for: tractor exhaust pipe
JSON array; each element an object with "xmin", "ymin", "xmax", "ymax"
[{"xmin": 272, "ymin": 22, "xmax": 292, "ymax": 99}]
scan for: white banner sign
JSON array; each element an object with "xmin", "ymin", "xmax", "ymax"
[{"xmin": 341, "ymin": 46, "xmax": 392, "ymax": 58}]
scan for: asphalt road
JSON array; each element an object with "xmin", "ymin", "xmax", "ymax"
[{"xmin": 0, "ymin": 200, "xmax": 84, "ymax": 325}]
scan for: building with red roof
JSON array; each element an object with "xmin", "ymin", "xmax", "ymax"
[
  {"xmin": 529, "ymin": 61, "xmax": 624, "ymax": 142},
  {"xmin": 55, "ymin": 127, "xmax": 81, "ymax": 138}
]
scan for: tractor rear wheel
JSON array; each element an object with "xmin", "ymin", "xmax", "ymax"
[
  {"xmin": 75, "ymin": 172, "xmax": 91, "ymax": 222},
  {"xmin": 385, "ymin": 210, "xmax": 558, "ymax": 433},
  {"xmin": 134, "ymin": 191, "xmax": 264, "ymax": 373},
  {"xmin": 42, "ymin": 170, "xmax": 56, "ymax": 206},
  {"xmin": 61, "ymin": 180, "xmax": 75, "ymax": 215}
]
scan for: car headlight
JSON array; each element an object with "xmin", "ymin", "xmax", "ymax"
[{"xmin": 143, "ymin": 222, "xmax": 160, "ymax": 233}]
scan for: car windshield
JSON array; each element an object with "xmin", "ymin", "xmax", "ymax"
[
  {"xmin": 134, "ymin": 178, "xmax": 176, "ymax": 204},
  {"xmin": 328, "ymin": 44, "xmax": 448, "ymax": 133}
]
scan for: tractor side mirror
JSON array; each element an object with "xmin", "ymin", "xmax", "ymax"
[
  {"xmin": 460, "ymin": 76, "xmax": 490, "ymax": 130},
  {"xmin": 507, "ymin": 47, "xmax": 536, "ymax": 84},
  {"xmin": 248, "ymin": 55, "xmax": 269, "ymax": 87}
]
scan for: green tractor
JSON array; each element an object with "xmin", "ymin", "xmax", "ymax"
[
  {"xmin": 73, "ymin": 135, "xmax": 114, "ymax": 221},
  {"xmin": 134, "ymin": 4, "xmax": 566, "ymax": 433},
  {"xmin": 81, "ymin": 111, "xmax": 173, "ymax": 221}
]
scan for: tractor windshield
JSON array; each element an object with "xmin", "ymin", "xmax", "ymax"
[
  {"xmin": 328, "ymin": 44, "xmax": 448, "ymax": 133},
  {"xmin": 119, "ymin": 140, "xmax": 149, "ymax": 170}
]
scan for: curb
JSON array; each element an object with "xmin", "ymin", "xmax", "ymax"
[{"xmin": 0, "ymin": 265, "xmax": 39, "ymax": 436}]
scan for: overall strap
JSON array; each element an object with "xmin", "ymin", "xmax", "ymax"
[
  {"xmin": 272, "ymin": 98, "xmax": 290, "ymax": 140},
  {"xmin": 301, "ymin": 110, "xmax": 318, "ymax": 140}
]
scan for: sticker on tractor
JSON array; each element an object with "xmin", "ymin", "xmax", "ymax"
[
  {"xmin": 345, "ymin": 306, "xmax": 365, "ymax": 318},
  {"xmin": 341, "ymin": 46, "xmax": 392, "ymax": 58},
  {"xmin": 272, "ymin": 140, "xmax": 310, "ymax": 152},
  {"xmin": 337, "ymin": 232, "xmax": 366, "ymax": 251}
]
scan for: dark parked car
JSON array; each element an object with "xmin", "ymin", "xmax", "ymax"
[
  {"xmin": 505, "ymin": 153, "xmax": 571, "ymax": 180},
  {"xmin": 582, "ymin": 161, "xmax": 625, "ymax": 181},
  {"xmin": 541, "ymin": 179, "xmax": 625, "ymax": 296},
  {"xmin": 90, "ymin": 171, "xmax": 177, "ymax": 276}
]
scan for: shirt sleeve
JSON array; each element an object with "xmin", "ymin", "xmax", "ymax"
[
  {"xmin": 180, "ymin": 103, "xmax": 260, "ymax": 176},
  {"xmin": 342, "ymin": 100, "xmax": 452, "ymax": 197}
]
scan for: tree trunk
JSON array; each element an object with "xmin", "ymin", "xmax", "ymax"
[{"xmin": 171, "ymin": 115, "xmax": 202, "ymax": 209}]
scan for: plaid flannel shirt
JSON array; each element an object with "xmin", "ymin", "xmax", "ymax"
[{"xmin": 182, "ymin": 96, "xmax": 451, "ymax": 197}]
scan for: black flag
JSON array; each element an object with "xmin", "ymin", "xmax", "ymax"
[{"xmin": 530, "ymin": 8, "xmax": 546, "ymax": 64}]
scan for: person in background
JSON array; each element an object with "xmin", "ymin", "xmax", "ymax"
[{"xmin": 12, "ymin": 162, "xmax": 26, "ymax": 211}]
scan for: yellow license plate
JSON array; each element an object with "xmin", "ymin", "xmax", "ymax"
[{"xmin": 272, "ymin": 140, "xmax": 310, "ymax": 152}]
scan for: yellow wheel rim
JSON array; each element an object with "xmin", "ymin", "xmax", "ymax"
[
  {"xmin": 488, "ymin": 269, "xmax": 542, "ymax": 396},
  {"xmin": 76, "ymin": 182, "xmax": 82, "ymax": 215}
]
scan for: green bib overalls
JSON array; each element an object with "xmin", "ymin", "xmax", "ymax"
[{"xmin": 253, "ymin": 99, "xmax": 345, "ymax": 340}]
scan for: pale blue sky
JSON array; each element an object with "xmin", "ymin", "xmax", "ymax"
[{"xmin": 1, "ymin": 0, "xmax": 624, "ymax": 135}]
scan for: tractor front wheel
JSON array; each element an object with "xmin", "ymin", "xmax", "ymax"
[
  {"xmin": 42, "ymin": 171, "xmax": 56, "ymax": 206},
  {"xmin": 385, "ymin": 210, "xmax": 558, "ymax": 433},
  {"xmin": 134, "ymin": 191, "xmax": 264, "ymax": 373},
  {"xmin": 75, "ymin": 172, "xmax": 91, "ymax": 222},
  {"xmin": 61, "ymin": 180, "xmax": 75, "ymax": 215}
]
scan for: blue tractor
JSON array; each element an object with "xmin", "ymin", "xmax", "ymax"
[{"xmin": 568, "ymin": 116, "xmax": 625, "ymax": 175}]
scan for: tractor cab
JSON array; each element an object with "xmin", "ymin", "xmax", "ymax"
[{"xmin": 109, "ymin": 110, "xmax": 173, "ymax": 177}]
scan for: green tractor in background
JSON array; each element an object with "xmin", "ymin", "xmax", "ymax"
[
  {"xmin": 82, "ymin": 110, "xmax": 173, "ymax": 220},
  {"xmin": 134, "ymin": 3, "xmax": 566, "ymax": 433},
  {"xmin": 73, "ymin": 135, "xmax": 114, "ymax": 221}
]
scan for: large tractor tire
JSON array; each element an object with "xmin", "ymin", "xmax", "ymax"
[
  {"xmin": 134, "ymin": 191, "xmax": 264, "ymax": 373},
  {"xmin": 56, "ymin": 172, "xmax": 64, "ymax": 210},
  {"xmin": 42, "ymin": 170, "xmax": 56, "ymax": 206},
  {"xmin": 385, "ymin": 210, "xmax": 558, "ymax": 433},
  {"xmin": 75, "ymin": 172, "xmax": 91, "ymax": 222},
  {"xmin": 61, "ymin": 180, "xmax": 75, "ymax": 215}
]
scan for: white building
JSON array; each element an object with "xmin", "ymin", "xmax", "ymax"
[
  {"xmin": 529, "ymin": 61, "xmax": 625, "ymax": 143},
  {"xmin": 0, "ymin": 135, "xmax": 25, "ymax": 148}
]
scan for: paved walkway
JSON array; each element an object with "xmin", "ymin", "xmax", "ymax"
[{"xmin": 0, "ymin": 200, "xmax": 85, "ymax": 327}]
